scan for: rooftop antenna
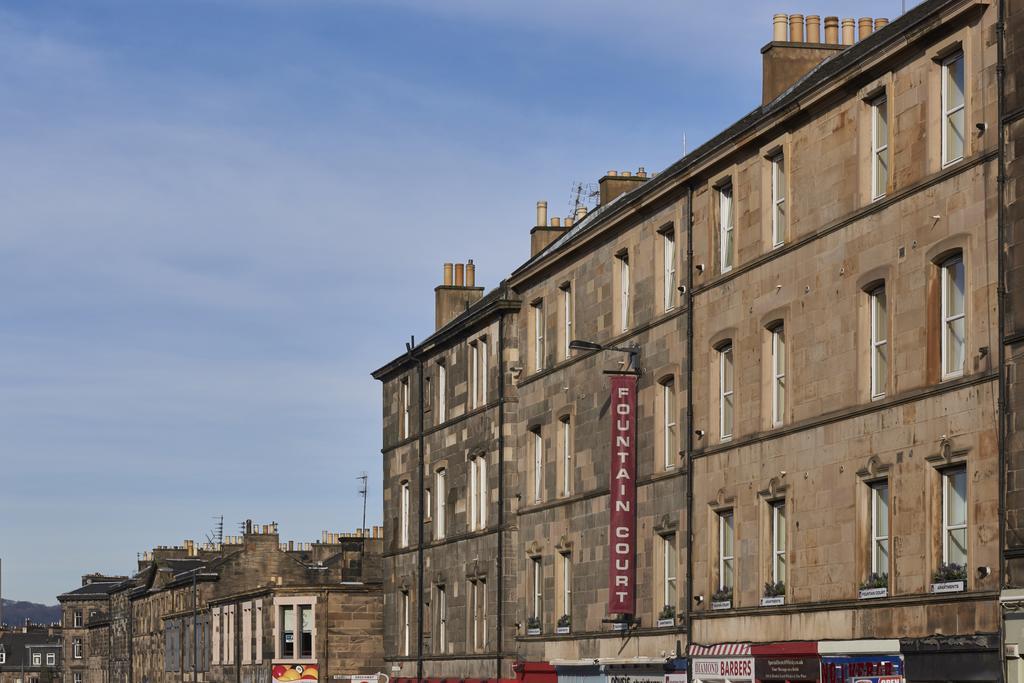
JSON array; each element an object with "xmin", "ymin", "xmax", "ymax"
[
  {"xmin": 358, "ymin": 472, "xmax": 368, "ymax": 538},
  {"xmin": 204, "ymin": 515, "xmax": 224, "ymax": 546},
  {"xmin": 683, "ymin": 131, "xmax": 687, "ymax": 156},
  {"xmin": 569, "ymin": 181, "xmax": 598, "ymax": 216}
]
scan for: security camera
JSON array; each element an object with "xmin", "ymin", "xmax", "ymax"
[
  {"xmin": 978, "ymin": 566, "xmax": 992, "ymax": 579},
  {"xmin": 976, "ymin": 122, "xmax": 987, "ymax": 133},
  {"xmin": 695, "ymin": 429, "xmax": 705, "ymax": 438},
  {"xmin": 677, "ymin": 284, "xmax": 687, "ymax": 294},
  {"xmin": 695, "ymin": 264, "xmax": 705, "ymax": 274},
  {"xmin": 694, "ymin": 594, "xmax": 704, "ymax": 604}
]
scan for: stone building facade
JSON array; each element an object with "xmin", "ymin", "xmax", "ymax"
[
  {"xmin": 375, "ymin": 1, "xmax": 1024, "ymax": 682},
  {"xmin": 0, "ymin": 626, "xmax": 62, "ymax": 683},
  {"xmin": 59, "ymin": 575, "xmax": 129, "ymax": 683}
]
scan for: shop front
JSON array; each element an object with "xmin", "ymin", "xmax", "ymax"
[
  {"xmin": 554, "ymin": 659, "xmax": 673, "ymax": 683},
  {"xmin": 690, "ymin": 644, "xmax": 755, "ymax": 683},
  {"xmin": 900, "ymin": 636, "xmax": 1001, "ymax": 683},
  {"xmin": 665, "ymin": 658, "xmax": 688, "ymax": 683},
  {"xmin": 819, "ymin": 640, "xmax": 903, "ymax": 683},
  {"xmin": 751, "ymin": 643, "xmax": 819, "ymax": 683}
]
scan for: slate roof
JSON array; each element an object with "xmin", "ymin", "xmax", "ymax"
[
  {"xmin": 0, "ymin": 631, "xmax": 62, "ymax": 669},
  {"xmin": 57, "ymin": 582, "xmax": 124, "ymax": 600}
]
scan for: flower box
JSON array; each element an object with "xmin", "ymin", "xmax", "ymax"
[
  {"xmin": 710, "ymin": 600, "xmax": 732, "ymax": 611},
  {"xmin": 931, "ymin": 580, "xmax": 965, "ymax": 594},
  {"xmin": 526, "ymin": 627, "xmax": 541, "ymax": 636},
  {"xmin": 859, "ymin": 587, "xmax": 888, "ymax": 600},
  {"xmin": 555, "ymin": 626, "xmax": 571, "ymax": 635},
  {"xmin": 656, "ymin": 618, "xmax": 676, "ymax": 628},
  {"xmin": 760, "ymin": 596, "xmax": 785, "ymax": 607}
]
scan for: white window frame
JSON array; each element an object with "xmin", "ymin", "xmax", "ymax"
[
  {"xmin": 719, "ymin": 511, "xmax": 735, "ymax": 591},
  {"xmin": 75, "ymin": 673, "xmax": 83, "ymax": 683},
  {"xmin": 871, "ymin": 95, "xmax": 889, "ymax": 199},
  {"xmin": 469, "ymin": 455, "xmax": 487, "ymax": 530},
  {"xmin": 73, "ymin": 610, "xmax": 83, "ymax": 628},
  {"xmin": 480, "ymin": 336, "xmax": 488, "ymax": 403},
  {"xmin": 437, "ymin": 361, "xmax": 447, "ymax": 422},
  {"xmin": 435, "ymin": 468, "xmax": 447, "ymax": 540},
  {"xmin": 533, "ymin": 429, "xmax": 543, "ymax": 503},
  {"xmin": 533, "ymin": 301, "xmax": 545, "ymax": 371},
  {"xmin": 561, "ymin": 284, "xmax": 572, "ymax": 360},
  {"xmin": 941, "ymin": 52, "xmax": 965, "ymax": 167},
  {"xmin": 73, "ymin": 640, "xmax": 82, "ymax": 660},
  {"xmin": 0, "ymin": 652, "xmax": 6, "ymax": 664},
  {"xmin": 941, "ymin": 255, "xmax": 966, "ymax": 380},
  {"xmin": 771, "ymin": 154, "xmax": 786, "ymax": 248},
  {"xmin": 870, "ymin": 480, "xmax": 890, "ymax": 576},
  {"xmin": 560, "ymin": 553, "xmax": 572, "ymax": 617},
  {"xmin": 720, "ymin": 344, "xmax": 734, "ymax": 441},
  {"xmin": 942, "ymin": 466, "xmax": 968, "ymax": 566},
  {"xmin": 771, "ymin": 325, "xmax": 786, "ymax": 426},
  {"xmin": 401, "ymin": 378, "xmax": 410, "ymax": 439},
  {"xmin": 531, "ymin": 557, "xmax": 543, "ymax": 619},
  {"xmin": 401, "ymin": 590, "xmax": 411, "ymax": 657},
  {"xmin": 470, "ymin": 578, "xmax": 486, "ymax": 652},
  {"xmin": 662, "ymin": 378, "xmax": 676, "ymax": 470},
  {"xmin": 400, "ymin": 481, "xmax": 410, "ymax": 548},
  {"xmin": 618, "ymin": 252, "xmax": 630, "ymax": 332},
  {"xmin": 663, "ymin": 533, "xmax": 677, "ymax": 609},
  {"xmin": 272, "ymin": 597, "xmax": 316, "ymax": 663},
  {"xmin": 436, "ymin": 585, "xmax": 447, "ymax": 653},
  {"xmin": 719, "ymin": 184, "xmax": 734, "ymax": 272},
  {"xmin": 870, "ymin": 286, "xmax": 888, "ymax": 399},
  {"xmin": 33, "ymin": 653, "xmax": 41, "ymax": 667},
  {"xmin": 560, "ymin": 417, "xmax": 571, "ymax": 496},
  {"xmin": 46, "ymin": 653, "xmax": 56, "ymax": 667},
  {"xmin": 771, "ymin": 500, "xmax": 786, "ymax": 584},
  {"xmin": 470, "ymin": 341, "xmax": 479, "ymax": 409},
  {"xmin": 663, "ymin": 229, "xmax": 677, "ymax": 311}
]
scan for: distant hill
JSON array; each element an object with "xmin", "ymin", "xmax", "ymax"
[{"xmin": 1, "ymin": 599, "xmax": 61, "ymax": 627}]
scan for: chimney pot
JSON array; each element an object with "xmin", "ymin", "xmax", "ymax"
[
  {"xmin": 773, "ymin": 13, "xmax": 788, "ymax": 41},
  {"xmin": 806, "ymin": 15, "xmax": 821, "ymax": 43},
  {"xmin": 454, "ymin": 263, "xmax": 465, "ymax": 286},
  {"xmin": 443, "ymin": 262, "xmax": 453, "ymax": 286},
  {"xmin": 637, "ymin": 167, "xmax": 647, "ymax": 178},
  {"xmin": 466, "ymin": 259, "xmax": 475, "ymax": 287},
  {"xmin": 620, "ymin": 170, "xmax": 630, "ymax": 177},
  {"xmin": 607, "ymin": 170, "xmax": 618, "ymax": 177},
  {"xmin": 550, "ymin": 217, "xmax": 561, "ymax": 227},
  {"xmin": 858, "ymin": 17, "xmax": 873, "ymax": 40},
  {"xmin": 824, "ymin": 16, "xmax": 839, "ymax": 44},
  {"xmin": 874, "ymin": 17, "xmax": 888, "ymax": 31},
  {"xmin": 789, "ymin": 14, "xmax": 804, "ymax": 43},
  {"xmin": 575, "ymin": 205, "xmax": 588, "ymax": 221},
  {"xmin": 536, "ymin": 201, "xmax": 548, "ymax": 227},
  {"xmin": 842, "ymin": 18, "xmax": 855, "ymax": 45},
  {"xmin": 564, "ymin": 216, "xmax": 574, "ymax": 227}
]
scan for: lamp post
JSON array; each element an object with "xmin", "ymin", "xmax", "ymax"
[{"xmin": 568, "ymin": 339, "xmax": 641, "ymax": 373}]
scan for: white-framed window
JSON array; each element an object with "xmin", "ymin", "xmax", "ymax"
[
  {"xmin": 533, "ymin": 300, "xmax": 545, "ymax": 372},
  {"xmin": 400, "ymin": 480, "xmax": 410, "ymax": 548},
  {"xmin": 871, "ymin": 95, "xmax": 889, "ymax": 199},
  {"xmin": 870, "ymin": 285, "xmax": 888, "ymax": 399},
  {"xmin": 470, "ymin": 578, "xmax": 486, "ymax": 652},
  {"xmin": 942, "ymin": 52, "xmax": 965, "ymax": 166},
  {"xmin": 0, "ymin": 652, "xmax": 6, "ymax": 664},
  {"xmin": 663, "ymin": 532, "xmax": 677, "ymax": 610},
  {"xmin": 479, "ymin": 337, "xmax": 488, "ymax": 403},
  {"xmin": 470, "ymin": 341, "xmax": 480, "ymax": 409},
  {"xmin": 663, "ymin": 229, "xmax": 677, "ymax": 311},
  {"xmin": 469, "ymin": 455, "xmax": 487, "ymax": 531},
  {"xmin": 531, "ymin": 557, "xmax": 543, "ymax": 619},
  {"xmin": 533, "ymin": 429, "xmax": 543, "ymax": 503},
  {"xmin": 75, "ymin": 673, "xmax": 83, "ymax": 683},
  {"xmin": 942, "ymin": 466, "xmax": 968, "ymax": 566},
  {"xmin": 274, "ymin": 598, "xmax": 315, "ymax": 661},
  {"xmin": 661, "ymin": 377, "xmax": 677, "ymax": 470},
  {"xmin": 941, "ymin": 255, "xmax": 966, "ymax": 379},
  {"xmin": 72, "ymin": 639, "xmax": 82, "ymax": 660},
  {"xmin": 434, "ymin": 468, "xmax": 447, "ymax": 540},
  {"xmin": 771, "ymin": 154, "xmax": 786, "ymax": 248},
  {"xmin": 719, "ymin": 183, "xmax": 734, "ymax": 272},
  {"xmin": 437, "ymin": 361, "xmax": 447, "ymax": 422},
  {"xmin": 560, "ymin": 416, "xmax": 571, "ymax": 496},
  {"xmin": 435, "ymin": 584, "xmax": 447, "ymax": 653},
  {"xmin": 770, "ymin": 500, "xmax": 786, "ymax": 584},
  {"xmin": 241, "ymin": 600, "xmax": 253, "ymax": 664},
  {"xmin": 401, "ymin": 590, "xmax": 411, "ymax": 657},
  {"xmin": 401, "ymin": 377, "xmax": 410, "ymax": 439},
  {"xmin": 73, "ymin": 610, "xmax": 83, "ymax": 628},
  {"xmin": 719, "ymin": 511, "xmax": 735, "ymax": 591},
  {"xmin": 560, "ymin": 553, "xmax": 572, "ymax": 618},
  {"xmin": 618, "ymin": 252, "xmax": 630, "ymax": 331},
  {"xmin": 561, "ymin": 283, "xmax": 573, "ymax": 361},
  {"xmin": 771, "ymin": 324, "xmax": 786, "ymax": 426},
  {"xmin": 720, "ymin": 344, "xmax": 734, "ymax": 441},
  {"xmin": 46, "ymin": 652, "xmax": 55, "ymax": 667},
  {"xmin": 33, "ymin": 653, "xmax": 41, "ymax": 666},
  {"xmin": 870, "ymin": 480, "xmax": 890, "ymax": 576}
]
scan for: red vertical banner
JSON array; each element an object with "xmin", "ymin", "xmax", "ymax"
[{"xmin": 607, "ymin": 372, "xmax": 638, "ymax": 615}]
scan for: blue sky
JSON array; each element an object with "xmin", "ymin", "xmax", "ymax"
[{"xmin": 0, "ymin": 0, "xmax": 910, "ymax": 605}]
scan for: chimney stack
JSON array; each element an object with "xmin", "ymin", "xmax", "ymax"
[
  {"xmin": 761, "ymin": 11, "xmax": 846, "ymax": 104},
  {"xmin": 598, "ymin": 168, "xmax": 649, "ymax": 205},
  {"xmin": 435, "ymin": 261, "xmax": 484, "ymax": 330},
  {"xmin": 536, "ymin": 201, "xmax": 547, "ymax": 227}
]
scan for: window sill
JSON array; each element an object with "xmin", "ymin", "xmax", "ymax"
[{"xmin": 272, "ymin": 659, "xmax": 317, "ymax": 665}]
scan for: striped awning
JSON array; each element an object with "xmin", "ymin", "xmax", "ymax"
[{"xmin": 689, "ymin": 643, "xmax": 752, "ymax": 657}]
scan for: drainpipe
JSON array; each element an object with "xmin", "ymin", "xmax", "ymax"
[
  {"xmin": 496, "ymin": 307, "xmax": 506, "ymax": 679},
  {"xmin": 406, "ymin": 342, "xmax": 426, "ymax": 683},
  {"xmin": 684, "ymin": 185, "xmax": 695, "ymax": 658},
  {"xmin": 996, "ymin": 1, "xmax": 1008, "ymax": 680}
]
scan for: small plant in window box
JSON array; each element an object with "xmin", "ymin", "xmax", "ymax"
[
  {"xmin": 710, "ymin": 588, "xmax": 733, "ymax": 610},
  {"xmin": 555, "ymin": 614, "xmax": 571, "ymax": 635},
  {"xmin": 858, "ymin": 573, "xmax": 888, "ymax": 599},
  {"xmin": 760, "ymin": 581, "xmax": 785, "ymax": 607},
  {"xmin": 931, "ymin": 563, "xmax": 967, "ymax": 593},
  {"xmin": 657, "ymin": 605, "xmax": 676, "ymax": 627},
  {"xmin": 526, "ymin": 616, "xmax": 542, "ymax": 636}
]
